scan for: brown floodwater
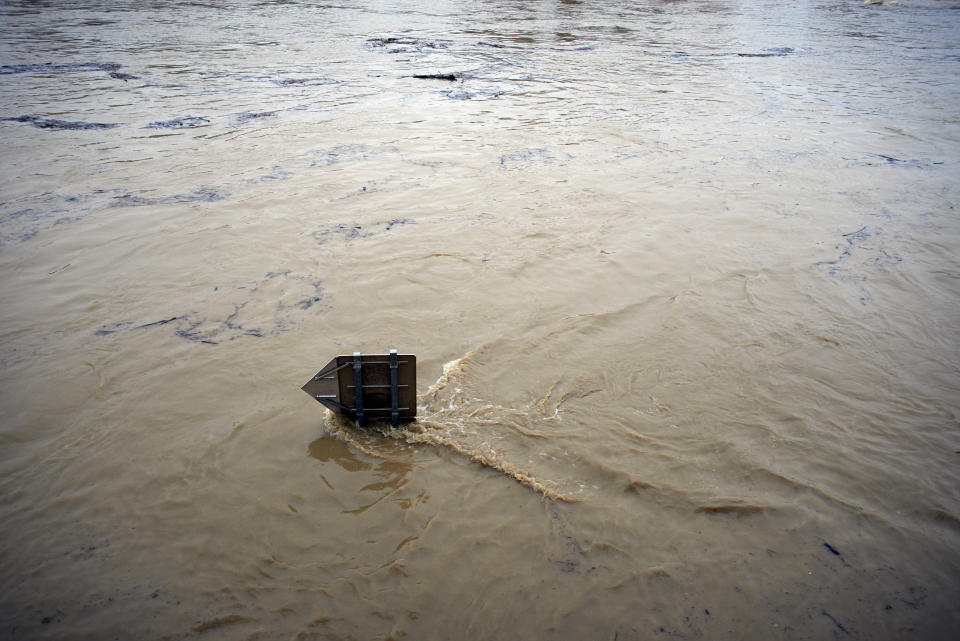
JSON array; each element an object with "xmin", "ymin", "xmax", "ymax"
[{"xmin": 1, "ymin": 0, "xmax": 959, "ymax": 639}]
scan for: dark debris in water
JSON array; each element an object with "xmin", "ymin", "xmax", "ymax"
[
  {"xmin": 235, "ymin": 111, "xmax": 278, "ymax": 123},
  {"xmin": 1, "ymin": 115, "xmax": 119, "ymax": 130},
  {"xmin": 412, "ymin": 73, "xmax": 458, "ymax": 81},
  {"xmin": 858, "ymin": 153, "xmax": 945, "ymax": 169},
  {"xmin": 0, "ymin": 187, "xmax": 228, "ymax": 250},
  {"xmin": 442, "ymin": 88, "xmax": 504, "ymax": 101},
  {"xmin": 1, "ymin": 61, "xmax": 141, "ymax": 83},
  {"xmin": 475, "ymin": 41, "xmax": 524, "ymax": 50},
  {"xmin": 555, "ymin": 559, "xmax": 579, "ymax": 574},
  {"xmin": 39, "ymin": 610, "xmax": 65, "ymax": 626},
  {"xmin": 814, "ymin": 225, "xmax": 902, "ymax": 297},
  {"xmin": 366, "ymin": 36, "xmax": 453, "ymax": 54},
  {"xmin": 0, "ymin": 62, "xmax": 121, "ymax": 74},
  {"xmin": 737, "ymin": 47, "xmax": 795, "ymax": 57},
  {"xmin": 272, "ymin": 77, "xmax": 338, "ymax": 86},
  {"xmin": 694, "ymin": 504, "xmax": 765, "ymax": 516},
  {"xmin": 96, "ymin": 272, "xmax": 326, "ymax": 345},
  {"xmin": 673, "ymin": 47, "xmax": 795, "ymax": 58},
  {"xmin": 499, "ymin": 148, "xmax": 557, "ymax": 169},
  {"xmin": 0, "ymin": 190, "xmax": 117, "ymax": 249},
  {"xmin": 249, "ymin": 165, "xmax": 293, "ymax": 183},
  {"xmin": 342, "ymin": 182, "xmax": 380, "ymax": 200},
  {"xmin": 547, "ymin": 510, "xmax": 598, "ymax": 576},
  {"xmin": 313, "ymin": 223, "xmax": 371, "ymax": 243},
  {"xmin": 110, "ymin": 188, "xmax": 226, "ymax": 207},
  {"xmin": 147, "ymin": 116, "xmax": 210, "ymax": 129},
  {"xmin": 821, "ymin": 609, "xmax": 851, "ymax": 636},
  {"xmin": 64, "ymin": 540, "xmax": 111, "ymax": 561},
  {"xmin": 134, "ymin": 316, "xmax": 182, "ymax": 330},
  {"xmin": 367, "ymin": 38, "xmax": 522, "ymax": 99},
  {"xmin": 313, "ymin": 218, "xmax": 415, "ymax": 245},
  {"xmin": 384, "ymin": 217, "xmax": 415, "ymax": 231},
  {"xmin": 148, "ymin": 588, "xmax": 180, "ymax": 607}
]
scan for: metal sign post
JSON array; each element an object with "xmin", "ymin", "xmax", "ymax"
[{"xmin": 301, "ymin": 350, "xmax": 416, "ymax": 427}]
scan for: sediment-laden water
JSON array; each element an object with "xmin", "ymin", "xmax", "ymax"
[{"xmin": 2, "ymin": 0, "xmax": 959, "ymax": 639}]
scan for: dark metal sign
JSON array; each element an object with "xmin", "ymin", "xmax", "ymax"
[{"xmin": 301, "ymin": 350, "xmax": 416, "ymax": 427}]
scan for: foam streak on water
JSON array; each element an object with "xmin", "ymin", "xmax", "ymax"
[{"xmin": 1, "ymin": 1, "xmax": 959, "ymax": 639}]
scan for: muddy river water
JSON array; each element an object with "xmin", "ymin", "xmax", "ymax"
[{"xmin": 2, "ymin": 0, "xmax": 959, "ymax": 639}]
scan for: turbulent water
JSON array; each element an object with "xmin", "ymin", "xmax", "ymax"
[{"xmin": 2, "ymin": 0, "xmax": 959, "ymax": 638}]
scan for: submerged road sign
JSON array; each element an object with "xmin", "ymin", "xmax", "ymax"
[{"xmin": 301, "ymin": 350, "xmax": 416, "ymax": 427}]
